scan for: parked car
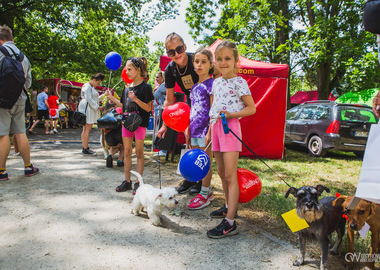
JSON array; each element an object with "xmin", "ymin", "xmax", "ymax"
[{"xmin": 285, "ymin": 101, "xmax": 378, "ymax": 157}]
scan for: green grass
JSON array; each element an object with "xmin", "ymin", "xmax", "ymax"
[
  {"xmin": 234, "ymin": 146, "xmax": 374, "ymax": 255},
  {"xmin": 146, "ymin": 140, "xmax": 374, "ymax": 263}
]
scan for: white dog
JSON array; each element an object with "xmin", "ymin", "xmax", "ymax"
[{"xmin": 131, "ymin": 171, "xmax": 178, "ymax": 226}]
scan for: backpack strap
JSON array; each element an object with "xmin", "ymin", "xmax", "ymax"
[
  {"xmin": 0, "ymin": 45, "xmax": 10, "ymax": 57},
  {"xmin": 0, "ymin": 45, "xmax": 24, "ymax": 62}
]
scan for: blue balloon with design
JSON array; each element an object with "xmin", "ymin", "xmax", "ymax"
[
  {"xmin": 105, "ymin": 52, "xmax": 122, "ymax": 71},
  {"xmin": 179, "ymin": 149, "xmax": 210, "ymax": 182}
]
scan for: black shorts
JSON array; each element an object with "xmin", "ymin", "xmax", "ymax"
[
  {"xmin": 105, "ymin": 127, "xmax": 123, "ymax": 146},
  {"xmin": 37, "ymin": 109, "xmax": 49, "ymax": 120}
]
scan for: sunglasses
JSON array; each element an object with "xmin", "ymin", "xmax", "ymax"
[{"xmin": 166, "ymin": 45, "xmax": 185, "ymax": 57}]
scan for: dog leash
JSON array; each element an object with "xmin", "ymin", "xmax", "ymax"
[
  {"xmin": 155, "ymin": 137, "xmax": 162, "ymax": 189},
  {"xmin": 220, "ymin": 113, "xmax": 292, "ymax": 188}
]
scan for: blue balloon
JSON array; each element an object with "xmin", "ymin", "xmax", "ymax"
[
  {"xmin": 105, "ymin": 52, "xmax": 122, "ymax": 71},
  {"xmin": 179, "ymin": 149, "xmax": 210, "ymax": 182}
]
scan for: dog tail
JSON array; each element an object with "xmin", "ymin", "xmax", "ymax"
[{"xmin": 130, "ymin": 170, "xmax": 143, "ymax": 185}]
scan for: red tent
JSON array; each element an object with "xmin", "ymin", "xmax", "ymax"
[
  {"xmin": 291, "ymin": 90, "xmax": 336, "ymax": 105},
  {"xmin": 160, "ymin": 39, "xmax": 289, "ymax": 159}
]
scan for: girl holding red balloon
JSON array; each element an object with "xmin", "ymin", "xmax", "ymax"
[
  {"xmin": 106, "ymin": 57, "xmax": 154, "ymax": 195},
  {"xmin": 186, "ymin": 48, "xmax": 215, "ymax": 210},
  {"xmin": 206, "ymin": 41, "xmax": 256, "ymax": 239}
]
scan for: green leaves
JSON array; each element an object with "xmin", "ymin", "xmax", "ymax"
[
  {"xmin": 185, "ymin": 0, "xmax": 379, "ymax": 99},
  {"xmin": 1, "ymin": 0, "xmax": 180, "ymax": 90}
]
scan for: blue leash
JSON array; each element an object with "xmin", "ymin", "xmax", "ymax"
[{"xmin": 220, "ymin": 113, "xmax": 291, "ymax": 188}]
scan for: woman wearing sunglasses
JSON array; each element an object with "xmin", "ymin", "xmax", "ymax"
[{"xmin": 157, "ymin": 32, "xmax": 201, "ymax": 195}]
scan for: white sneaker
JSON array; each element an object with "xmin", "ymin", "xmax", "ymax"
[
  {"xmin": 50, "ymin": 130, "xmax": 54, "ymax": 134},
  {"xmin": 53, "ymin": 129, "xmax": 58, "ymax": 134}
]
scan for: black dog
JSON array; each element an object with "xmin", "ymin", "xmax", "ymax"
[{"xmin": 285, "ymin": 185, "xmax": 346, "ymax": 270}]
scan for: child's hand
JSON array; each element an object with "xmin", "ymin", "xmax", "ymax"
[
  {"xmin": 219, "ymin": 110, "xmax": 232, "ymax": 119},
  {"xmin": 128, "ymin": 91, "xmax": 137, "ymax": 101},
  {"xmin": 105, "ymin": 90, "xmax": 113, "ymax": 100}
]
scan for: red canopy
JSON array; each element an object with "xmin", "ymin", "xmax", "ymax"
[
  {"xmin": 291, "ymin": 90, "xmax": 336, "ymax": 105},
  {"xmin": 160, "ymin": 39, "xmax": 289, "ymax": 159}
]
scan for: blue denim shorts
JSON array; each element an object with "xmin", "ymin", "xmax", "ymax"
[{"xmin": 191, "ymin": 137, "xmax": 206, "ymax": 147}]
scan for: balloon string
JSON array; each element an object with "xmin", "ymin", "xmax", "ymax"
[
  {"xmin": 107, "ymin": 70, "xmax": 112, "ymax": 90},
  {"xmin": 112, "ymin": 79, "xmax": 123, "ymax": 90},
  {"xmin": 204, "ymin": 140, "xmax": 212, "ymax": 152}
]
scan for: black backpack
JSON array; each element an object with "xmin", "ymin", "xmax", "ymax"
[{"xmin": 0, "ymin": 45, "xmax": 26, "ymax": 109}]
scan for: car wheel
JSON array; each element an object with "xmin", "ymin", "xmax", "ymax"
[{"xmin": 307, "ymin": 135, "xmax": 327, "ymax": 157}]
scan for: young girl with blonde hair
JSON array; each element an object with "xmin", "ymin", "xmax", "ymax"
[{"xmin": 207, "ymin": 41, "xmax": 256, "ymax": 238}]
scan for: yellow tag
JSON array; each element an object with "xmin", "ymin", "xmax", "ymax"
[
  {"xmin": 281, "ymin": 209, "xmax": 309, "ymax": 233},
  {"xmin": 181, "ymin": 74, "xmax": 194, "ymax": 90}
]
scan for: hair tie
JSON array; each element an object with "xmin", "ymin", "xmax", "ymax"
[{"xmin": 129, "ymin": 57, "xmax": 140, "ymax": 68}]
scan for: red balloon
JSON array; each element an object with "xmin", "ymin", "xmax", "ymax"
[
  {"xmin": 49, "ymin": 109, "xmax": 56, "ymax": 117},
  {"xmin": 162, "ymin": 102, "xmax": 190, "ymax": 132},
  {"xmin": 115, "ymin": 107, "xmax": 123, "ymax": 114},
  {"xmin": 121, "ymin": 67, "xmax": 133, "ymax": 84},
  {"xmin": 237, "ymin": 168, "xmax": 262, "ymax": 203}
]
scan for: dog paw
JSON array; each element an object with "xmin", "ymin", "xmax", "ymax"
[{"xmin": 293, "ymin": 259, "xmax": 303, "ymax": 266}]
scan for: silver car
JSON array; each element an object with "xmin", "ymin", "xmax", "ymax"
[{"xmin": 285, "ymin": 101, "xmax": 378, "ymax": 157}]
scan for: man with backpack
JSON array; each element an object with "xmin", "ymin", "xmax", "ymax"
[{"xmin": 0, "ymin": 25, "xmax": 39, "ymax": 180}]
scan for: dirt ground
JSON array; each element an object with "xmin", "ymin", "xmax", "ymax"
[{"xmin": 0, "ymin": 128, "xmax": 333, "ymax": 269}]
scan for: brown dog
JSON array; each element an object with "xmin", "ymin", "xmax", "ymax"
[{"xmin": 333, "ymin": 196, "xmax": 380, "ymax": 270}]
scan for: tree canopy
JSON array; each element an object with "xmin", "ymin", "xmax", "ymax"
[
  {"xmin": 0, "ymin": 0, "xmax": 178, "ymax": 92},
  {"xmin": 186, "ymin": 0, "xmax": 380, "ymax": 100}
]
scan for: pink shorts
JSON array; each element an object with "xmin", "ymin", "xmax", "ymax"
[
  {"xmin": 122, "ymin": 126, "xmax": 147, "ymax": 140},
  {"xmin": 212, "ymin": 118, "xmax": 242, "ymax": 152}
]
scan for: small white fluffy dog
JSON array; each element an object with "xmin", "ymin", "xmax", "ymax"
[{"xmin": 131, "ymin": 171, "xmax": 178, "ymax": 226}]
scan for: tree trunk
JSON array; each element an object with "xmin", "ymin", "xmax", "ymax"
[{"xmin": 317, "ymin": 62, "xmax": 331, "ymax": 100}]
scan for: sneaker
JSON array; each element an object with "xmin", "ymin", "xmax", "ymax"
[
  {"xmin": 177, "ymin": 180, "xmax": 195, "ymax": 194},
  {"xmin": 133, "ymin": 182, "xmax": 140, "ymax": 195},
  {"xmin": 106, "ymin": 155, "xmax": 113, "ymax": 168},
  {"xmin": 0, "ymin": 171, "xmax": 9, "ymax": 181},
  {"xmin": 53, "ymin": 129, "xmax": 58, "ymax": 134},
  {"xmin": 117, "ymin": 160, "xmax": 124, "ymax": 167},
  {"xmin": 189, "ymin": 180, "xmax": 202, "ymax": 195},
  {"xmin": 207, "ymin": 218, "xmax": 238, "ymax": 239},
  {"xmin": 50, "ymin": 130, "xmax": 54, "ymax": 134},
  {"xmin": 188, "ymin": 193, "xmax": 214, "ymax": 210},
  {"xmin": 25, "ymin": 164, "xmax": 40, "ymax": 177},
  {"xmin": 210, "ymin": 205, "xmax": 228, "ymax": 218},
  {"xmin": 190, "ymin": 191, "xmax": 214, "ymax": 202},
  {"xmin": 115, "ymin": 180, "xmax": 132, "ymax": 192},
  {"xmin": 82, "ymin": 148, "xmax": 96, "ymax": 155}
]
